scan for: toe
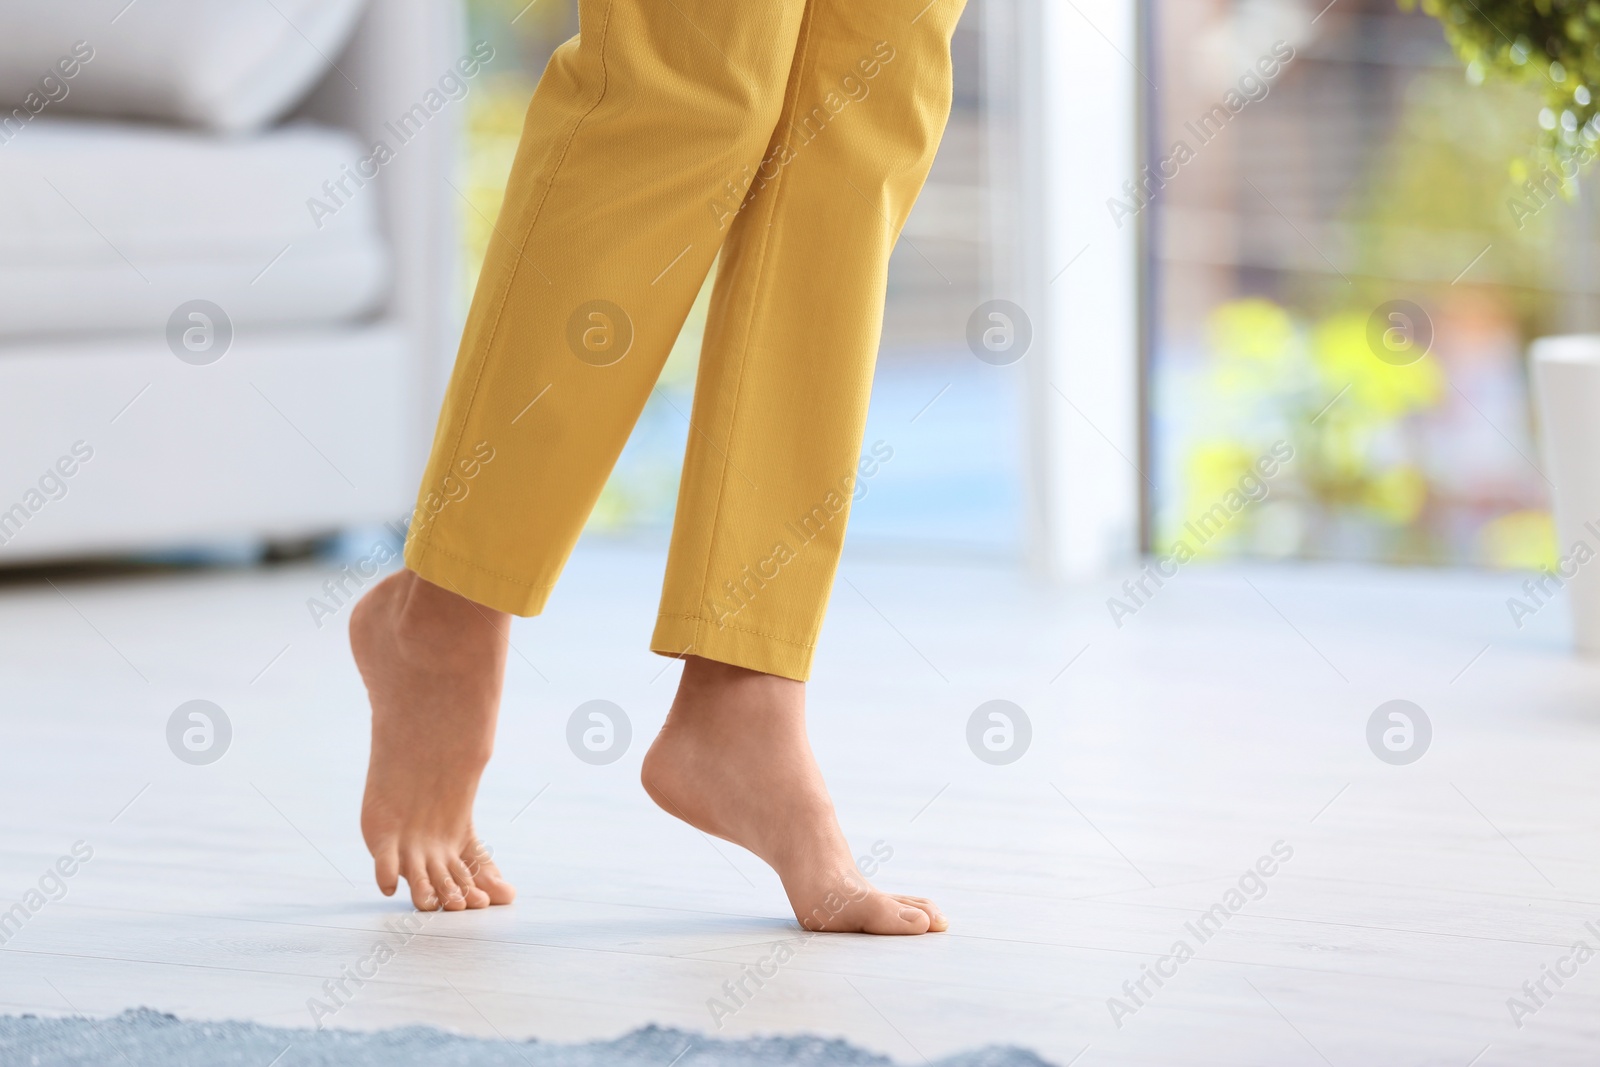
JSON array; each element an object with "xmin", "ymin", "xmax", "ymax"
[
  {"xmin": 892, "ymin": 894, "xmax": 948, "ymax": 932},
  {"xmin": 806, "ymin": 892, "xmax": 930, "ymax": 935},
  {"xmin": 448, "ymin": 856, "xmax": 491, "ymax": 909},
  {"xmin": 460, "ymin": 838, "xmax": 515, "ymax": 905},
  {"xmin": 862, "ymin": 893, "xmax": 932, "ymax": 935},
  {"xmin": 372, "ymin": 841, "xmax": 400, "ymax": 897},
  {"xmin": 401, "ymin": 853, "xmax": 439, "ymax": 911},
  {"xmin": 427, "ymin": 856, "xmax": 467, "ymax": 910},
  {"xmin": 469, "ymin": 858, "xmax": 517, "ymax": 906}
]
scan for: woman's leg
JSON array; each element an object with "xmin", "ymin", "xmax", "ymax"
[
  {"xmin": 354, "ymin": 0, "xmax": 809, "ymax": 911},
  {"xmin": 651, "ymin": 0, "xmax": 966, "ymax": 677},
  {"xmin": 642, "ymin": 0, "xmax": 967, "ymax": 931}
]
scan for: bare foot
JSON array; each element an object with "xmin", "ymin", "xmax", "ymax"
[
  {"xmin": 641, "ymin": 657, "xmax": 946, "ymax": 934},
  {"xmin": 350, "ymin": 569, "xmax": 516, "ymax": 910}
]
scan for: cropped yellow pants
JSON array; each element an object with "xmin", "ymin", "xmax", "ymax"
[{"xmin": 404, "ymin": 0, "xmax": 966, "ymax": 681}]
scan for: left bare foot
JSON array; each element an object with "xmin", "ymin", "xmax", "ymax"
[{"xmin": 351, "ymin": 569, "xmax": 516, "ymax": 910}]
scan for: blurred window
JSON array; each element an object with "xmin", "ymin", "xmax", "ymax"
[{"xmin": 1146, "ymin": 0, "xmax": 1563, "ymax": 568}]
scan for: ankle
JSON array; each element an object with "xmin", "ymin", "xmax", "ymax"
[
  {"xmin": 676, "ymin": 656, "xmax": 803, "ymax": 710},
  {"xmin": 680, "ymin": 654, "xmax": 762, "ymax": 687},
  {"xmin": 392, "ymin": 571, "xmax": 508, "ymax": 647}
]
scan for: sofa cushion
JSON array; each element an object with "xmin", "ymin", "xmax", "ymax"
[
  {"xmin": 0, "ymin": 118, "xmax": 389, "ymax": 339},
  {"xmin": 0, "ymin": 0, "xmax": 368, "ymax": 134}
]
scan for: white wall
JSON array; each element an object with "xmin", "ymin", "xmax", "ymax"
[{"xmin": 1010, "ymin": 0, "xmax": 1143, "ymax": 579}]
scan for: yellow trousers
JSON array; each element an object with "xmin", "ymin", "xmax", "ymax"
[{"xmin": 404, "ymin": 0, "xmax": 966, "ymax": 680}]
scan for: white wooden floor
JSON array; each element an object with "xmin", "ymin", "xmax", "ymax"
[{"xmin": 2, "ymin": 542, "xmax": 1599, "ymax": 1065}]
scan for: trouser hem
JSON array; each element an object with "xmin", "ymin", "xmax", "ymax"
[
  {"xmin": 650, "ymin": 612, "xmax": 814, "ymax": 681},
  {"xmin": 404, "ymin": 538, "xmax": 553, "ymax": 617}
]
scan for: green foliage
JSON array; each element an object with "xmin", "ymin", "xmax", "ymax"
[
  {"xmin": 1345, "ymin": 67, "xmax": 1563, "ymax": 336},
  {"xmin": 1161, "ymin": 298, "xmax": 1448, "ymax": 562},
  {"xmin": 1400, "ymin": 0, "xmax": 1600, "ymax": 171}
]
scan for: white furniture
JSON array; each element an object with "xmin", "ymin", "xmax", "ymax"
[
  {"xmin": 1531, "ymin": 334, "xmax": 1600, "ymax": 653},
  {"xmin": 0, "ymin": 0, "xmax": 371, "ymax": 132},
  {"xmin": 0, "ymin": 0, "xmax": 462, "ymax": 563}
]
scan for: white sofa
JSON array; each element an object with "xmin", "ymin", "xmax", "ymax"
[{"xmin": 0, "ymin": 0, "xmax": 464, "ymax": 563}]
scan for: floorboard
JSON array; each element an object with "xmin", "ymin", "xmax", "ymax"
[{"xmin": 1, "ymin": 544, "xmax": 1597, "ymax": 1064}]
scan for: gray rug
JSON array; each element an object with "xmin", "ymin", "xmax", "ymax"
[{"xmin": 0, "ymin": 1009, "xmax": 1057, "ymax": 1066}]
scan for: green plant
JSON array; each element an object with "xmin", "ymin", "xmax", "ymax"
[{"xmin": 1401, "ymin": 0, "xmax": 1600, "ymax": 171}]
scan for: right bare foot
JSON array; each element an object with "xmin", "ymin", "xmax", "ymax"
[
  {"xmin": 641, "ymin": 656, "xmax": 947, "ymax": 935},
  {"xmin": 350, "ymin": 568, "xmax": 516, "ymax": 910}
]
